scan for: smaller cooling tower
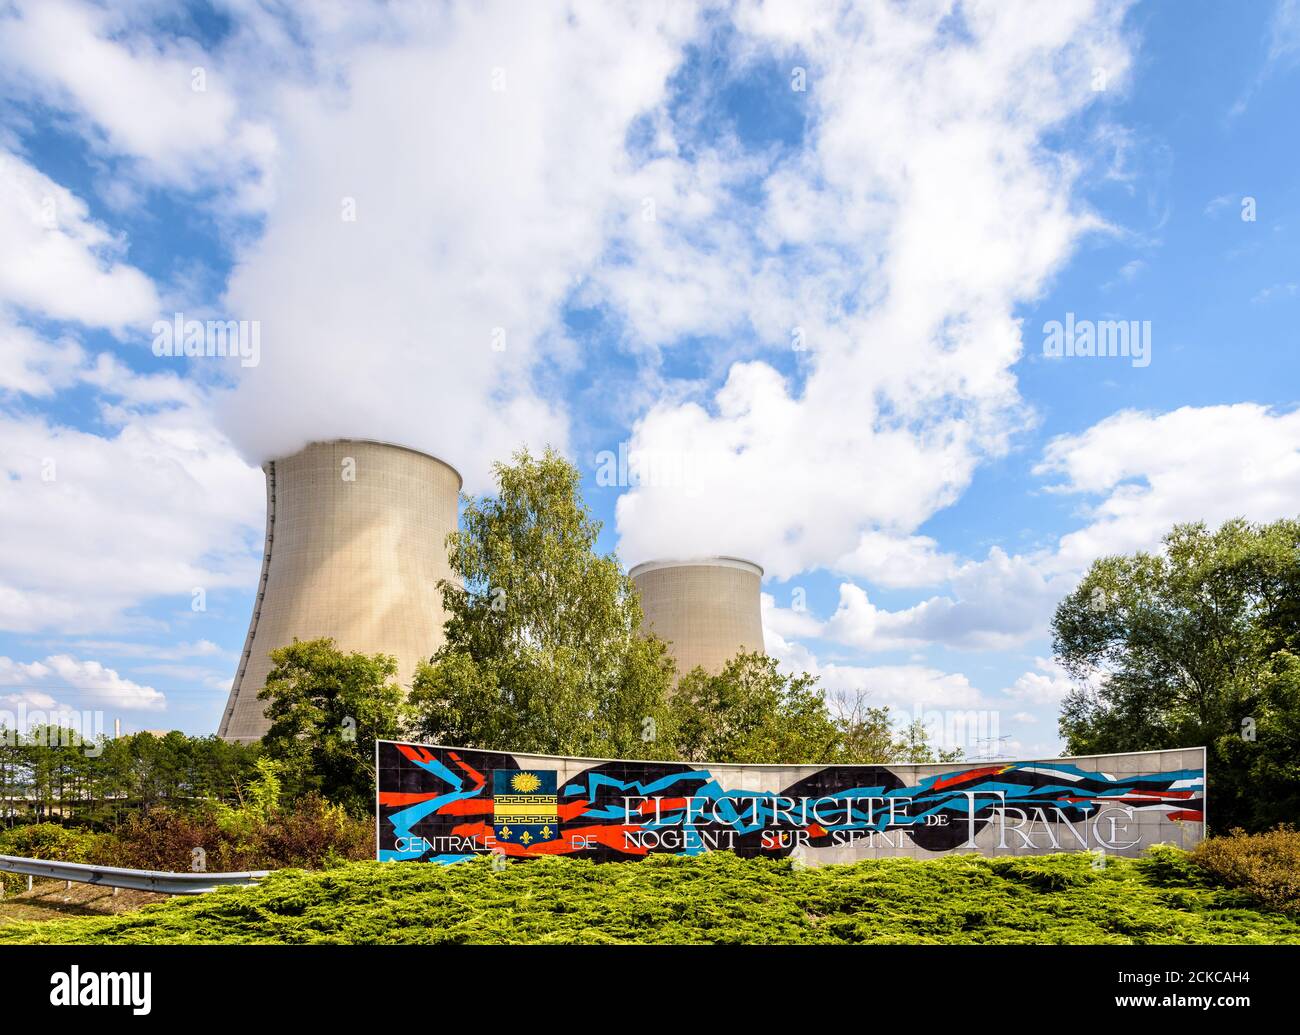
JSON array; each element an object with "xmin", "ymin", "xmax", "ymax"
[{"xmin": 629, "ymin": 557, "xmax": 764, "ymax": 677}]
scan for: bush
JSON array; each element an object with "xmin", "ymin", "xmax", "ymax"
[
  {"xmin": 108, "ymin": 797, "xmax": 373, "ymax": 873},
  {"xmin": 6, "ymin": 851, "xmax": 1300, "ymax": 945},
  {"xmin": 0, "ymin": 822, "xmax": 116, "ymax": 894},
  {"xmin": 1192, "ymin": 826, "xmax": 1300, "ymax": 913},
  {"xmin": 254, "ymin": 794, "xmax": 373, "ymax": 869},
  {"xmin": 110, "ymin": 809, "xmax": 236, "ymax": 872}
]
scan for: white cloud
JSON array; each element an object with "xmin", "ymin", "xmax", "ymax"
[
  {"xmin": 1037, "ymin": 403, "xmax": 1300, "ymax": 573},
  {"xmin": 614, "ymin": 0, "xmax": 1132, "ymax": 577},
  {"xmin": 805, "ymin": 402, "xmax": 1300, "ymax": 655},
  {"xmin": 800, "ymin": 403, "xmax": 1300, "ymax": 655},
  {"xmin": 0, "ymin": 149, "xmax": 158, "ymax": 330},
  {"xmin": 0, "ymin": 396, "xmax": 262, "ymax": 633},
  {"xmin": 1, "ymin": 689, "xmax": 60, "ymax": 710},
  {"xmin": 0, "ymin": 149, "xmax": 262, "ymax": 637},
  {"xmin": 1000, "ymin": 657, "xmax": 1078, "ymax": 706},
  {"xmin": 821, "ymin": 548, "xmax": 1075, "ymax": 652},
  {"xmin": 0, "ymin": 653, "xmax": 163, "ymax": 710},
  {"xmin": 0, "ymin": 0, "xmax": 274, "ymax": 205},
  {"xmin": 1268, "ymin": 0, "xmax": 1300, "ymax": 65},
  {"xmin": 0, "ymin": 656, "xmax": 52, "ymax": 685},
  {"xmin": 60, "ymin": 639, "xmax": 229, "ymax": 661},
  {"xmin": 763, "ymin": 623, "xmax": 987, "ymax": 714},
  {"xmin": 760, "ymin": 591, "xmax": 824, "ymax": 641},
  {"xmin": 816, "ymin": 663, "xmax": 986, "ymax": 713},
  {"xmin": 832, "ymin": 531, "xmax": 956, "ymax": 589},
  {"xmin": 0, "ymin": 317, "xmax": 86, "ymax": 396},
  {"xmin": 40, "ymin": 654, "xmax": 164, "ymax": 710}
]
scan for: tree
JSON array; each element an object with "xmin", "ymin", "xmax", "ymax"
[
  {"xmin": 670, "ymin": 653, "xmax": 843, "ymax": 763},
  {"xmin": 1053, "ymin": 517, "xmax": 1300, "ymax": 831},
  {"xmin": 828, "ymin": 692, "xmax": 901, "ymax": 763},
  {"xmin": 409, "ymin": 447, "xmax": 677, "ymax": 758},
  {"xmin": 669, "ymin": 653, "xmax": 962, "ymax": 765},
  {"xmin": 258, "ymin": 638, "xmax": 411, "ymax": 815}
]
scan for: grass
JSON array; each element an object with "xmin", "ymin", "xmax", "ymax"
[{"xmin": 1, "ymin": 846, "xmax": 1298, "ymax": 945}]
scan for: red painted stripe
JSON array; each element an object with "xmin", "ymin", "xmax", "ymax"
[
  {"xmin": 449, "ymin": 751, "xmax": 485, "ymax": 786},
  {"xmin": 932, "ymin": 765, "xmax": 1004, "ymax": 791},
  {"xmin": 378, "ymin": 791, "xmax": 438, "ymax": 806}
]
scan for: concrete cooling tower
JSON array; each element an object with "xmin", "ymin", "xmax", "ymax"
[
  {"xmin": 218, "ymin": 440, "xmax": 461, "ymax": 742},
  {"xmin": 629, "ymin": 557, "xmax": 765, "ymax": 677}
]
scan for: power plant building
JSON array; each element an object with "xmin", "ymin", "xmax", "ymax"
[
  {"xmin": 218, "ymin": 440, "xmax": 461, "ymax": 742},
  {"xmin": 629, "ymin": 557, "xmax": 764, "ymax": 677}
]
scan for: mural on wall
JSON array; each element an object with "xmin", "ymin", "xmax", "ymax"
[{"xmin": 377, "ymin": 741, "xmax": 1206, "ymax": 864}]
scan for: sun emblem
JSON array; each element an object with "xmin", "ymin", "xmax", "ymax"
[{"xmin": 510, "ymin": 771, "xmax": 542, "ymax": 793}]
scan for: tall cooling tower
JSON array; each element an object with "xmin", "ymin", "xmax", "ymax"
[
  {"xmin": 218, "ymin": 440, "xmax": 461, "ymax": 742},
  {"xmin": 629, "ymin": 557, "xmax": 764, "ymax": 677}
]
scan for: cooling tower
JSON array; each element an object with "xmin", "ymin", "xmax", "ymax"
[
  {"xmin": 629, "ymin": 557, "xmax": 764, "ymax": 677},
  {"xmin": 218, "ymin": 440, "xmax": 461, "ymax": 742}
]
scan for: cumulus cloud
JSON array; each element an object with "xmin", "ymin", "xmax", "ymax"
[
  {"xmin": 821, "ymin": 548, "xmax": 1076, "ymax": 652},
  {"xmin": 0, "ymin": 318, "xmax": 86, "ymax": 396},
  {"xmin": 0, "ymin": 149, "xmax": 158, "ymax": 331},
  {"xmin": 0, "ymin": 399, "xmax": 262, "ymax": 633},
  {"xmin": 0, "ymin": 0, "xmax": 274, "ymax": 205},
  {"xmin": 0, "ymin": 133, "xmax": 264, "ymax": 639},
  {"xmin": 0, "ymin": 653, "xmax": 163, "ymax": 710},
  {"xmin": 1037, "ymin": 403, "xmax": 1300, "ymax": 573},
  {"xmin": 1000, "ymin": 657, "xmax": 1078, "ymax": 706},
  {"xmin": 817, "ymin": 662, "xmax": 986, "ymax": 713},
  {"xmin": 39, "ymin": 654, "xmax": 165, "ymax": 710},
  {"xmin": 613, "ymin": 0, "xmax": 1131, "ymax": 577},
  {"xmin": 60, "ymin": 639, "xmax": 229, "ymax": 661},
  {"xmin": 832, "ymin": 531, "xmax": 957, "ymax": 589},
  {"xmin": 798, "ymin": 402, "xmax": 1300, "ymax": 656},
  {"xmin": 760, "ymin": 590, "xmax": 824, "ymax": 641}
]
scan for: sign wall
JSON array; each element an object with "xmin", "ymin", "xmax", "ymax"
[{"xmin": 376, "ymin": 741, "xmax": 1206, "ymax": 864}]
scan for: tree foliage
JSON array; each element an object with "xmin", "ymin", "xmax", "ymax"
[
  {"xmin": 1052, "ymin": 517, "xmax": 1300, "ymax": 831},
  {"xmin": 671, "ymin": 653, "xmax": 843, "ymax": 763},
  {"xmin": 0, "ymin": 726, "xmax": 258, "ymax": 827},
  {"xmin": 671, "ymin": 652, "xmax": 961, "ymax": 764},
  {"xmin": 258, "ymin": 637, "xmax": 412, "ymax": 815},
  {"xmin": 409, "ymin": 447, "xmax": 676, "ymax": 758}
]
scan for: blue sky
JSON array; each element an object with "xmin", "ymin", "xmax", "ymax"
[{"xmin": 0, "ymin": 0, "xmax": 1297, "ymax": 755}]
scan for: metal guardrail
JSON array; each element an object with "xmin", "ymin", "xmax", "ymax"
[{"xmin": 0, "ymin": 854, "xmax": 270, "ymax": 895}]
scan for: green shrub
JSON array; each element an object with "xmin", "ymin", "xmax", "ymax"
[
  {"xmin": 0, "ymin": 822, "xmax": 115, "ymax": 894},
  {"xmin": 1192, "ymin": 826, "xmax": 1300, "ymax": 913},
  {"xmin": 987, "ymin": 855, "xmax": 1097, "ymax": 892},
  {"xmin": 4, "ymin": 850, "xmax": 1300, "ymax": 945}
]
